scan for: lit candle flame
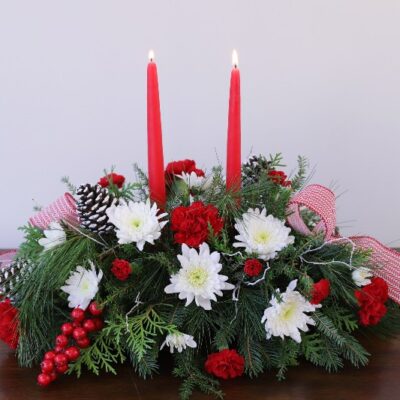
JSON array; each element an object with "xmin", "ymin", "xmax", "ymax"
[
  {"xmin": 148, "ymin": 50, "xmax": 155, "ymax": 62},
  {"xmin": 232, "ymin": 49, "xmax": 239, "ymax": 68}
]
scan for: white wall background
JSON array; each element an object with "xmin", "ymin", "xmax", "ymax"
[{"xmin": 1, "ymin": 0, "xmax": 399, "ymax": 248}]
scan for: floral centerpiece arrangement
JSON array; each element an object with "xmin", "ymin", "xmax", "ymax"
[{"xmin": 0, "ymin": 51, "xmax": 399, "ymax": 399}]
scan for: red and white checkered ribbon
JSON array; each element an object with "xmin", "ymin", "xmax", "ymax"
[
  {"xmin": 287, "ymin": 184, "xmax": 336, "ymax": 240},
  {"xmin": 287, "ymin": 185, "xmax": 400, "ymax": 304},
  {"xmin": 29, "ymin": 193, "xmax": 78, "ymax": 230}
]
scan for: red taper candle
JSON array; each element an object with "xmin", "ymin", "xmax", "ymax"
[
  {"xmin": 226, "ymin": 49, "xmax": 241, "ymax": 193},
  {"xmin": 147, "ymin": 50, "xmax": 166, "ymax": 208}
]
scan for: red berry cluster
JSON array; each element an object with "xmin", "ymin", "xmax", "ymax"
[{"xmin": 37, "ymin": 301, "xmax": 104, "ymax": 387}]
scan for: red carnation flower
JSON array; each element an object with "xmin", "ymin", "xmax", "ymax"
[
  {"xmin": 0, "ymin": 298, "xmax": 19, "ymax": 349},
  {"xmin": 244, "ymin": 259, "xmax": 263, "ymax": 277},
  {"xmin": 355, "ymin": 277, "xmax": 388, "ymax": 326},
  {"xmin": 165, "ymin": 160, "xmax": 205, "ymax": 184},
  {"xmin": 171, "ymin": 201, "xmax": 224, "ymax": 248},
  {"xmin": 358, "ymin": 301, "xmax": 387, "ymax": 326},
  {"xmin": 205, "ymin": 349, "xmax": 245, "ymax": 380},
  {"xmin": 310, "ymin": 279, "xmax": 331, "ymax": 304},
  {"xmin": 268, "ymin": 170, "xmax": 291, "ymax": 187},
  {"xmin": 111, "ymin": 259, "xmax": 132, "ymax": 281},
  {"xmin": 98, "ymin": 173, "xmax": 125, "ymax": 188}
]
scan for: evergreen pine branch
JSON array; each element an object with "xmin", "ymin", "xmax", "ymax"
[
  {"xmin": 265, "ymin": 339, "xmax": 299, "ymax": 380},
  {"xmin": 268, "ymin": 153, "xmax": 284, "ymax": 169},
  {"xmin": 17, "ymin": 225, "xmax": 44, "ymax": 262},
  {"xmin": 173, "ymin": 356, "xmax": 224, "ymax": 400},
  {"xmin": 301, "ymin": 333, "xmax": 343, "ymax": 372},
  {"xmin": 290, "ymin": 156, "xmax": 309, "ymax": 191},
  {"xmin": 61, "ymin": 176, "xmax": 77, "ymax": 194},
  {"xmin": 314, "ymin": 311, "xmax": 369, "ymax": 367},
  {"xmin": 323, "ymin": 306, "xmax": 359, "ymax": 333},
  {"xmin": 128, "ymin": 345, "xmax": 159, "ymax": 378}
]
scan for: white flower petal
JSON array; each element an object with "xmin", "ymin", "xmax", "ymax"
[
  {"xmin": 39, "ymin": 222, "xmax": 66, "ymax": 251},
  {"xmin": 160, "ymin": 333, "xmax": 197, "ymax": 354},
  {"xmin": 233, "ymin": 208, "xmax": 294, "ymax": 260},
  {"xmin": 106, "ymin": 200, "xmax": 168, "ymax": 251},
  {"xmin": 164, "ymin": 243, "xmax": 234, "ymax": 311},
  {"xmin": 261, "ymin": 281, "xmax": 318, "ymax": 344},
  {"xmin": 61, "ymin": 262, "xmax": 103, "ymax": 309}
]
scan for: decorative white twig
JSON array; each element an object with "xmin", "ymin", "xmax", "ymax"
[
  {"xmin": 125, "ymin": 292, "xmax": 143, "ymax": 331},
  {"xmin": 299, "ymin": 237, "xmax": 357, "ymax": 270},
  {"xmin": 244, "ymin": 263, "xmax": 270, "ymax": 286}
]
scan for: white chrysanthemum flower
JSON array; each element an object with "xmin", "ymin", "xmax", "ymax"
[
  {"xmin": 176, "ymin": 171, "xmax": 212, "ymax": 190},
  {"xmin": 160, "ymin": 332, "xmax": 197, "ymax": 353},
  {"xmin": 61, "ymin": 261, "xmax": 103, "ymax": 309},
  {"xmin": 38, "ymin": 222, "xmax": 66, "ymax": 251},
  {"xmin": 352, "ymin": 267, "xmax": 373, "ymax": 287},
  {"xmin": 164, "ymin": 243, "xmax": 234, "ymax": 310},
  {"xmin": 261, "ymin": 280, "xmax": 320, "ymax": 343},
  {"xmin": 233, "ymin": 208, "xmax": 294, "ymax": 260},
  {"xmin": 106, "ymin": 200, "xmax": 168, "ymax": 251}
]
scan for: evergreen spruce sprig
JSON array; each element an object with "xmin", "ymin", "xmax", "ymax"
[
  {"xmin": 267, "ymin": 152, "xmax": 284, "ymax": 169},
  {"xmin": 173, "ymin": 351, "xmax": 224, "ymax": 400},
  {"xmin": 290, "ymin": 156, "xmax": 310, "ymax": 191},
  {"xmin": 61, "ymin": 176, "xmax": 77, "ymax": 194},
  {"xmin": 17, "ymin": 225, "xmax": 44, "ymax": 262},
  {"xmin": 132, "ymin": 163, "xmax": 149, "ymax": 201}
]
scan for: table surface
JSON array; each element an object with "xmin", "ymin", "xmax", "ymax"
[{"xmin": 1, "ymin": 336, "xmax": 400, "ymax": 400}]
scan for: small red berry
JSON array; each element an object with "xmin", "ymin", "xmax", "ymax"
[
  {"xmin": 71, "ymin": 308, "xmax": 85, "ymax": 322},
  {"xmin": 40, "ymin": 360, "xmax": 55, "ymax": 374},
  {"xmin": 56, "ymin": 363, "xmax": 69, "ymax": 374},
  {"xmin": 82, "ymin": 319, "xmax": 96, "ymax": 332},
  {"xmin": 92, "ymin": 318, "xmax": 104, "ymax": 331},
  {"xmin": 37, "ymin": 373, "xmax": 52, "ymax": 387},
  {"xmin": 56, "ymin": 334, "xmax": 69, "ymax": 348},
  {"xmin": 65, "ymin": 346, "xmax": 80, "ymax": 361},
  {"xmin": 76, "ymin": 337, "xmax": 91, "ymax": 348},
  {"xmin": 54, "ymin": 345, "xmax": 64, "ymax": 353},
  {"xmin": 61, "ymin": 322, "xmax": 74, "ymax": 336},
  {"xmin": 54, "ymin": 353, "xmax": 68, "ymax": 366},
  {"xmin": 72, "ymin": 327, "xmax": 87, "ymax": 341},
  {"xmin": 88, "ymin": 302, "xmax": 103, "ymax": 316},
  {"xmin": 49, "ymin": 371, "xmax": 57, "ymax": 382},
  {"xmin": 44, "ymin": 351, "xmax": 56, "ymax": 360}
]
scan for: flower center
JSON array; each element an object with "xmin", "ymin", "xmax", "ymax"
[
  {"xmin": 187, "ymin": 267, "xmax": 208, "ymax": 288},
  {"xmin": 280, "ymin": 302, "xmax": 296, "ymax": 321},
  {"xmin": 131, "ymin": 218, "xmax": 143, "ymax": 229},
  {"xmin": 80, "ymin": 279, "xmax": 91, "ymax": 294},
  {"xmin": 254, "ymin": 230, "xmax": 270, "ymax": 245}
]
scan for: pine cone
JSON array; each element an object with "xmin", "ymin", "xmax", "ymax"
[
  {"xmin": 76, "ymin": 184, "xmax": 118, "ymax": 234},
  {"xmin": 242, "ymin": 154, "xmax": 271, "ymax": 185},
  {"xmin": 0, "ymin": 259, "xmax": 33, "ymax": 299}
]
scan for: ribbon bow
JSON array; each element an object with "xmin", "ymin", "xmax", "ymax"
[{"xmin": 287, "ymin": 184, "xmax": 400, "ymax": 304}]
